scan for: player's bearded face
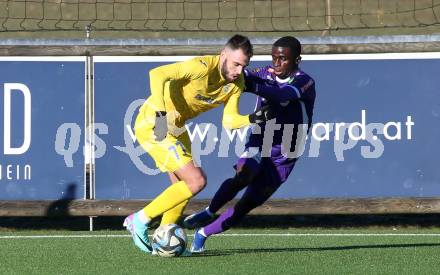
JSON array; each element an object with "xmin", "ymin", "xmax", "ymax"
[
  {"xmin": 221, "ymin": 48, "xmax": 249, "ymax": 82},
  {"xmin": 271, "ymin": 46, "xmax": 298, "ymax": 79}
]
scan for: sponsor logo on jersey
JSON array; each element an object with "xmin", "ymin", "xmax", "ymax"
[
  {"xmin": 194, "ymin": 94, "xmax": 218, "ymax": 104},
  {"xmin": 222, "ymin": 83, "xmax": 232, "ymax": 94}
]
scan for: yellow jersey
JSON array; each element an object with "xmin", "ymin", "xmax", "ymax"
[{"xmin": 139, "ymin": 55, "xmax": 250, "ymax": 136}]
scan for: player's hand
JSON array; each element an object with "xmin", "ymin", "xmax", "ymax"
[
  {"xmin": 153, "ymin": 111, "xmax": 168, "ymax": 141},
  {"xmin": 249, "ymin": 105, "xmax": 276, "ymax": 124}
]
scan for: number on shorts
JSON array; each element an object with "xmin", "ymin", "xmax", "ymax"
[{"xmin": 168, "ymin": 141, "xmax": 188, "ymax": 160}]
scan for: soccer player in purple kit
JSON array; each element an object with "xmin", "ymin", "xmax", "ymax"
[{"xmin": 183, "ymin": 36, "xmax": 316, "ymax": 253}]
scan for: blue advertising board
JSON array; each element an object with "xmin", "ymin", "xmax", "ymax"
[
  {"xmin": 0, "ymin": 57, "xmax": 85, "ymax": 199},
  {"xmin": 93, "ymin": 54, "xmax": 440, "ymax": 199}
]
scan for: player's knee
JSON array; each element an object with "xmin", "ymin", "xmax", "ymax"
[
  {"xmin": 186, "ymin": 171, "xmax": 207, "ymax": 194},
  {"xmin": 234, "ymin": 168, "xmax": 256, "ymax": 187}
]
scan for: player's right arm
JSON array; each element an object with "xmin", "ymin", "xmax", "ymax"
[
  {"xmin": 148, "ymin": 58, "xmax": 208, "ymax": 111},
  {"xmin": 244, "ymin": 68, "xmax": 314, "ymax": 103},
  {"xmin": 148, "ymin": 58, "xmax": 208, "ymax": 140}
]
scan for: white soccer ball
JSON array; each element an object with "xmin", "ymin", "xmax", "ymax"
[{"xmin": 152, "ymin": 224, "xmax": 187, "ymax": 257}]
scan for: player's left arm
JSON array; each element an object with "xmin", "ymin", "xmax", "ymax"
[
  {"xmin": 222, "ymin": 85, "xmax": 277, "ymax": 129},
  {"xmin": 222, "ymin": 87, "xmax": 251, "ymax": 129}
]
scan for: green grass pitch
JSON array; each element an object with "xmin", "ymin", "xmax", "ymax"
[{"xmin": 1, "ymin": 228, "xmax": 440, "ymax": 274}]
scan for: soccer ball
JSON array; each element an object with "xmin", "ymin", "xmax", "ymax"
[{"xmin": 152, "ymin": 224, "xmax": 187, "ymax": 257}]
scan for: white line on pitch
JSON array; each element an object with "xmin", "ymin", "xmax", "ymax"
[
  {"xmin": 0, "ymin": 235, "xmax": 129, "ymax": 239},
  {"xmin": 217, "ymin": 233, "xmax": 440, "ymax": 237},
  {"xmin": 2, "ymin": 233, "xmax": 440, "ymax": 239}
]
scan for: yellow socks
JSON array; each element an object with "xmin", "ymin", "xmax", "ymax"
[
  {"xmin": 142, "ymin": 180, "xmax": 193, "ymax": 220},
  {"xmin": 160, "ymin": 199, "xmax": 189, "ymax": 225}
]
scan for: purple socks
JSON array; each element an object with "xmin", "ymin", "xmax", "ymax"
[{"xmin": 203, "ymin": 207, "xmax": 235, "ymax": 236}]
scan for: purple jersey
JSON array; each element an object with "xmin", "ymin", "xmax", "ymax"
[
  {"xmin": 244, "ymin": 65, "xmax": 316, "ymax": 171},
  {"xmin": 201, "ymin": 67, "xmax": 316, "ymax": 239}
]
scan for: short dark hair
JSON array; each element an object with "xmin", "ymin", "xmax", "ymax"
[
  {"xmin": 273, "ymin": 36, "xmax": 301, "ymax": 58},
  {"xmin": 225, "ymin": 34, "xmax": 253, "ymax": 58}
]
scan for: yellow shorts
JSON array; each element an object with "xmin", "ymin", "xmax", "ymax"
[{"xmin": 134, "ymin": 105, "xmax": 192, "ymax": 173}]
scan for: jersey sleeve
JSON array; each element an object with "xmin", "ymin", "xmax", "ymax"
[
  {"xmin": 222, "ymin": 87, "xmax": 251, "ymax": 129},
  {"xmin": 249, "ymin": 74, "xmax": 315, "ymax": 103},
  {"xmin": 148, "ymin": 57, "xmax": 209, "ymax": 111},
  {"xmin": 243, "ymin": 67, "xmax": 268, "ymax": 93}
]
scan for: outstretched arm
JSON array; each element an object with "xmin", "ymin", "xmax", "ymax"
[
  {"xmin": 244, "ymin": 69, "xmax": 314, "ymax": 103},
  {"xmin": 222, "ymin": 90, "xmax": 276, "ymax": 129},
  {"xmin": 222, "ymin": 91, "xmax": 251, "ymax": 129}
]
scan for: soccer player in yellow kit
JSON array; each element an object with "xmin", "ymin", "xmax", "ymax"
[{"xmin": 123, "ymin": 35, "xmax": 274, "ymax": 254}]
